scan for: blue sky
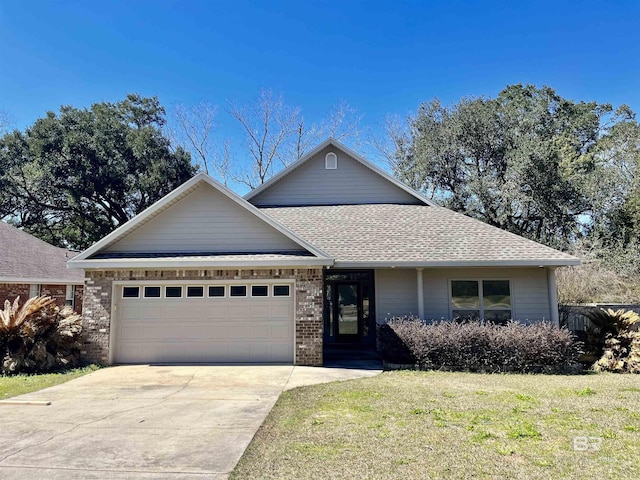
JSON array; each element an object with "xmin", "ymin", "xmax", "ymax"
[{"xmin": 1, "ymin": 0, "xmax": 639, "ymax": 164}]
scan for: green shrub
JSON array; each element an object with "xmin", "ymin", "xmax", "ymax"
[
  {"xmin": 377, "ymin": 323, "xmax": 416, "ymax": 364},
  {"xmin": 0, "ymin": 296, "xmax": 83, "ymax": 375},
  {"xmin": 378, "ymin": 317, "xmax": 581, "ymax": 373}
]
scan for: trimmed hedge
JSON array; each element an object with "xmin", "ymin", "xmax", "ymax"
[{"xmin": 378, "ymin": 317, "xmax": 581, "ymax": 373}]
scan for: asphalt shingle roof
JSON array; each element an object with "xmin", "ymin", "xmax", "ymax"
[
  {"xmin": 262, "ymin": 204, "xmax": 579, "ymax": 266},
  {"xmin": 0, "ymin": 222, "xmax": 84, "ymax": 282}
]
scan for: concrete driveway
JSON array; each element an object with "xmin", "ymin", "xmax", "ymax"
[{"xmin": 0, "ymin": 364, "xmax": 380, "ymax": 480}]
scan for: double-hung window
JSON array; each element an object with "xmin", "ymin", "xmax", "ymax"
[{"xmin": 450, "ymin": 280, "xmax": 512, "ymax": 324}]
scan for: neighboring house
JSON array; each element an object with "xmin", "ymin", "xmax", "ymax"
[
  {"xmin": 0, "ymin": 221, "xmax": 84, "ymax": 313},
  {"xmin": 68, "ymin": 139, "xmax": 579, "ymax": 366}
]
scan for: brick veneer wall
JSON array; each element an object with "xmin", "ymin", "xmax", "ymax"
[
  {"xmin": 82, "ymin": 268, "xmax": 324, "ymax": 366},
  {"xmin": 0, "ymin": 283, "xmax": 83, "ymax": 313},
  {"xmin": 0, "ymin": 283, "xmax": 29, "ymax": 304}
]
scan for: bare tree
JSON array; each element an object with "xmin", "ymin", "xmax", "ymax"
[
  {"xmin": 167, "ymin": 92, "xmax": 364, "ymax": 189},
  {"xmin": 211, "ymin": 138, "xmax": 232, "ymax": 187},
  {"xmin": 171, "ymin": 101, "xmax": 218, "ymax": 174},
  {"xmin": 371, "ymin": 114, "xmax": 412, "ymax": 168},
  {"xmin": 319, "ymin": 99, "xmax": 363, "ymax": 144},
  {"xmin": 0, "ymin": 109, "xmax": 14, "ymax": 134},
  {"xmin": 227, "ymin": 89, "xmax": 301, "ymax": 188}
]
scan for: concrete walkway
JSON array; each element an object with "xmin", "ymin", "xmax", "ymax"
[{"xmin": 0, "ymin": 363, "xmax": 381, "ymax": 479}]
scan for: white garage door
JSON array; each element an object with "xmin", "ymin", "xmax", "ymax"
[{"xmin": 113, "ymin": 282, "xmax": 294, "ymax": 364}]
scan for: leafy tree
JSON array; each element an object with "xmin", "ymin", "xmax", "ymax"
[
  {"xmin": 0, "ymin": 94, "xmax": 196, "ymax": 250},
  {"xmin": 390, "ymin": 85, "xmax": 634, "ymax": 248}
]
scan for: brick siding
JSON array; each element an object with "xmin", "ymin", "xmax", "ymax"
[
  {"xmin": 0, "ymin": 283, "xmax": 83, "ymax": 313},
  {"xmin": 0, "ymin": 284, "xmax": 29, "ymax": 304},
  {"xmin": 82, "ymin": 268, "xmax": 324, "ymax": 366}
]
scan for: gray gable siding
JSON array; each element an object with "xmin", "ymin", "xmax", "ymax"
[
  {"xmin": 249, "ymin": 146, "xmax": 422, "ymax": 206},
  {"xmin": 104, "ymin": 184, "xmax": 303, "ymax": 254}
]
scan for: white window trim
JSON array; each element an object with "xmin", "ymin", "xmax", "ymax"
[
  {"xmin": 250, "ymin": 285, "xmax": 270, "ymax": 298},
  {"xmin": 165, "ymin": 285, "xmax": 183, "ymax": 299},
  {"xmin": 207, "ymin": 285, "xmax": 227, "ymax": 298},
  {"xmin": 29, "ymin": 284, "xmax": 41, "ymax": 298},
  {"xmin": 325, "ymin": 152, "xmax": 337, "ymax": 169},
  {"xmin": 122, "ymin": 286, "xmax": 141, "ymax": 299},
  {"xmin": 273, "ymin": 284, "xmax": 291, "ymax": 297},
  {"xmin": 229, "ymin": 285, "xmax": 248, "ymax": 298},
  {"xmin": 65, "ymin": 284, "xmax": 75, "ymax": 308},
  {"xmin": 448, "ymin": 279, "xmax": 513, "ymax": 321},
  {"xmin": 143, "ymin": 285, "xmax": 163, "ymax": 299},
  {"xmin": 186, "ymin": 285, "xmax": 206, "ymax": 298}
]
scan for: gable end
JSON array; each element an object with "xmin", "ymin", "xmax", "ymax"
[{"xmin": 246, "ymin": 139, "xmax": 433, "ymax": 207}]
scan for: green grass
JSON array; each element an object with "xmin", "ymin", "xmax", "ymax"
[
  {"xmin": 231, "ymin": 371, "xmax": 640, "ymax": 480},
  {"xmin": 0, "ymin": 365, "xmax": 100, "ymax": 399}
]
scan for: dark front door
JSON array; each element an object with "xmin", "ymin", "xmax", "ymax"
[
  {"xmin": 334, "ymin": 282, "xmax": 360, "ymax": 341},
  {"xmin": 324, "ymin": 270, "xmax": 375, "ymax": 347}
]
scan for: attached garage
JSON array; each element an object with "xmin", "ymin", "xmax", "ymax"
[{"xmin": 111, "ymin": 281, "xmax": 295, "ymax": 364}]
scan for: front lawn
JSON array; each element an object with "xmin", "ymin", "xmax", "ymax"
[
  {"xmin": 0, "ymin": 365, "xmax": 100, "ymax": 400},
  {"xmin": 232, "ymin": 371, "xmax": 640, "ymax": 479}
]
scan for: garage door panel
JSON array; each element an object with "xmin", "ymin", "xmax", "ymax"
[
  {"xmin": 227, "ymin": 324, "xmax": 268, "ymax": 340},
  {"xmin": 227, "ymin": 304, "xmax": 251, "ymax": 318},
  {"xmin": 271, "ymin": 304, "xmax": 292, "ymax": 318},
  {"xmin": 115, "ymin": 283, "xmax": 295, "ymax": 363},
  {"xmin": 270, "ymin": 324, "xmax": 292, "ymax": 340}
]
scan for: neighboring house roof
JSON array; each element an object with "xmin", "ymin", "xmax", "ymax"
[
  {"xmin": 68, "ymin": 172, "xmax": 333, "ymax": 269},
  {"xmin": 244, "ymin": 138, "xmax": 437, "ymax": 207},
  {"xmin": 0, "ymin": 221, "xmax": 84, "ymax": 284},
  {"xmin": 262, "ymin": 204, "xmax": 580, "ymax": 267}
]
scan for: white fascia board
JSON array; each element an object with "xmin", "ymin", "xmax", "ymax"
[
  {"xmin": 68, "ymin": 257, "xmax": 334, "ymax": 270},
  {"xmin": 244, "ymin": 138, "xmax": 437, "ymax": 207},
  {"xmin": 0, "ymin": 277, "xmax": 85, "ymax": 285},
  {"xmin": 72, "ymin": 172, "xmax": 333, "ymax": 263},
  {"xmin": 332, "ymin": 258, "xmax": 581, "ymax": 268}
]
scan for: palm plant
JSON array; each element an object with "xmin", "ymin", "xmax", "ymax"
[
  {"xmin": 1, "ymin": 296, "xmax": 83, "ymax": 375},
  {"xmin": 583, "ymin": 308, "xmax": 640, "ymax": 373},
  {"xmin": 582, "ymin": 308, "xmax": 640, "ymax": 356}
]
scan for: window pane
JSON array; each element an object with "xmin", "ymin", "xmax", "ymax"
[
  {"xmin": 208, "ymin": 286, "xmax": 225, "ymax": 297},
  {"xmin": 144, "ymin": 286, "xmax": 161, "ymax": 298},
  {"xmin": 273, "ymin": 285, "xmax": 290, "ymax": 296},
  {"xmin": 123, "ymin": 286, "xmax": 139, "ymax": 298},
  {"xmin": 165, "ymin": 286, "xmax": 182, "ymax": 298},
  {"xmin": 452, "ymin": 310, "xmax": 480, "ymax": 321},
  {"xmin": 483, "ymin": 280, "xmax": 511, "ymax": 309},
  {"xmin": 230, "ymin": 285, "xmax": 247, "ymax": 297},
  {"xmin": 484, "ymin": 310, "xmax": 512, "ymax": 325},
  {"xmin": 187, "ymin": 286, "xmax": 204, "ymax": 297},
  {"xmin": 252, "ymin": 285, "xmax": 268, "ymax": 297},
  {"xmin": 451, "ymin": 281, "xmax": 479, "ymax": 308}
]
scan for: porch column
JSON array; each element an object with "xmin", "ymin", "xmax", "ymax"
[
  {"xmin": 547, "ymin": 267, "xmax": 559, "ymax": 327},
  {"xmin": 416, "ymin": 268, "xmax": 425, "ymax": 320}
]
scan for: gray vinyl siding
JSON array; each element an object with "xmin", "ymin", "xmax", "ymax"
[
  {"xmin": 250, "ymin": 146, "xmax": 423, "ymax": 206},
  {"xmin": 375, "ymin": 267, "xmax": 552, "ymax": 323},
  {"xmin": 375, "ymin": 269, "xmax": 419, "ymax": 323},
  {"xmin": 105, "ymin": 184, "xmax": 303, "ymax": 253}
]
